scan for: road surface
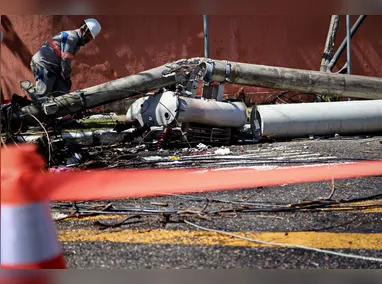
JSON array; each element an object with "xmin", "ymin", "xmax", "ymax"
[{"xmin": 53, "ymin": 136, "xmax": 382, "ymax": 268}]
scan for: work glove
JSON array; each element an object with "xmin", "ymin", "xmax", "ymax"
[{"xmin": 65, "ymin": 79, "xmax": 72, "ymax": 90}]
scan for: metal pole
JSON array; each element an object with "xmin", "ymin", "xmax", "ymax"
[
  {"xmin": 329, "ymin": 15, "xmax": 366, "ymax": 71},
  {"xmin": 346, "ymin": 15, "xmax": 352, "ymax": 74},
  {"xmin": 203, "ymin": 15, "xmax": 210, "ymax": 58}
]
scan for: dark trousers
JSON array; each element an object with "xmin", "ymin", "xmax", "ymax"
[{"xmin": 30, "ymin": 60, "xmax": 69, "ymax": 100}]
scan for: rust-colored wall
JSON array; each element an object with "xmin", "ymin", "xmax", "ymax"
[{"xmin": 1, "ymin": 15, "xmax": 382, "ymax": 105}]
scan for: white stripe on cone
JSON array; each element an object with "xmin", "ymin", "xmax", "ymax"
[{"xmin": 1, "ymin": 202, "xmax": 63, "ymax": 266}]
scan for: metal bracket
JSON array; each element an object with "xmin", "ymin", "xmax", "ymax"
[
  {"xmin": 225, "ymin": 61, "xmax": 232, "ymax": 83},
  {"xmin": 203, "ymin": 62, "xmax": 214, "ymax": 84},
  {"xmin": 42, "ymin": 101, "xmax": 59, "ymax": 116},
  {"xmin": 73, "ymin": 90, "xmax": 86, "ymax": 108}
]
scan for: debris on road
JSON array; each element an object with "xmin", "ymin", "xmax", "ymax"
[
  {"xmin": 88, "ymin": 113, "xmax": 118, "ymax": 120},
  {"xmin": 2, "ymin": 57, "xmax": 382, "ymax": 149},
  {"xmin": 51, "ymin": 190, "xmax": 382, "ymax": 223},
  {"xmin": 214, "ymin": 147, "xmax": 231, "ymax": 155},
  {"xmin": 66, "ymin": 153, "xmax": 83, "ymax": 167}
]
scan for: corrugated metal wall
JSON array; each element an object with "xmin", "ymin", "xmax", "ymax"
[{"xmin": 1, "ymin": 15, "xmax": 382, "ymax": 106}]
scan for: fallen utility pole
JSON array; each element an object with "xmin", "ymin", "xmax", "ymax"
[
  {"xmin": 252, "ymin": 99, "xmax": 382, "ymax": 139},
  {"xmin": 7, "ymin": 60, "xmax": 190, "ymax": 128},
  {"xmin": 126, "ymin": 91, "xmax": 248, "ymax": 128},
  {"xmin": 5, "ymin": 57, "xmax": 382, "ymax": 131},
  {"xmin": 199, "ymin": 59, "xmax": 382, "ymax": 100}
]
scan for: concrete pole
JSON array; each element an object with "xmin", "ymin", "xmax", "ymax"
[
  {"xmin": 320, "ymin": 15, "xmax": 341, "ymax": 72},
  {"xmin": 8, "ymin": 56, "xmax": 382, "ymax": 129},
  {"xmin": 16, "ymin": 61, "xmax": 188, "ymax": 125},
  {"xmin": 201, "ymin": 59, "xmax": 382, "ymax": 100},
  {"xmin": 317, "ymin": 15, "xmax": 340, "ymax": 102},
  {"xmin": 77, "ymin": 64, "xmax": 187, "ymax": 109},
  {"xmin": 253, "ymin": 100, "xmax": 382, "ymax": 139},
  {"xmin": 177, "ymin": 97, "xmax": 247, "ymax": 127},
  {"xmin": 126, "ymin": 91, "xmax": 248, "ymax": 128}
]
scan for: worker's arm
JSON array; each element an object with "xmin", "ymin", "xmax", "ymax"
[{"xmin": 59, "ymin": 31, "xmax": 79, "ymax": 83}]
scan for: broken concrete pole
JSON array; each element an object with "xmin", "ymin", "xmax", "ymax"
[
  {"xmin": 78, "ymin": 64, "xmax": 187, "ymax": 109},
  {"xmin": 126, "ymin": 91, "xmax": 248, "ymax": 128},
  {"xmin": 201, "ymin": 60, "xmax": 382, "ymax": 100},
  {"xmin": 252, "ymin": 100, "xmax": 382, "ymax": 139},
  {"xmin": 17, "ymin": 61, "xmax": 188, "ymax": 123},
  {"xmin": 320, "ymin": 15, "xmax": 341, "ymax": 72},
  {"xmin": 7, "ymin": 56, "xmax": 382, "ymax": 131},
  {"xmin": 177, "ymin": 96, "xmax": 247, "ymax": 128}
]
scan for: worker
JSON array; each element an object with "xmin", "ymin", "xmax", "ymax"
[{"xmin": 28, "ymin": 18, "xmax": 102, "ymax": 105}]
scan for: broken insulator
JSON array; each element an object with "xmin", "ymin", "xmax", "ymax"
[{"xmin": 157, "ymin": 127, "xmax": 171, "ymax": 149}]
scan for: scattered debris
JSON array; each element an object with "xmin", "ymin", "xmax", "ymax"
[
  {"xmin": 196, "ymin": 143, "xmax": 209, "ymax": 150},
  {"xmin": 88, "ymin": 113, "xmax": 118, "ymax": 120},
  {"xmin": 94, "ymin": 215, "xmax": 143, "ymax": 230},
  {"xmin": 50, "ymin": 192, "xmax": 382, "ymax": 219},
  {"xmin": 169, "ymin": 156, "xmax": 180, "ymax": 161},
  {"xmin": 66, "ymin": 153, "xmax": 83, "ymax": 167},
  {"xmin": 214, "ymin": 147, "xmax": 231, "ymax": 155},
  {"xmin": 52, "ymin": 212, "xmax": 71, "ymax": 221}
]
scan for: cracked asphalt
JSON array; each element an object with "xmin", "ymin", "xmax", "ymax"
[{"xmin": 53, "ymin": 135, "xmax": 382, "ymax": 268}]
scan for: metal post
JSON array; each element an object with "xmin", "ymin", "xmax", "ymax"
[
  {"xmin": 346, "ymin": 15, "xmax": 352, "ymax": 75},
  {"xmin": 203, "ymin": 15, "xmax": 210, "ymax": 58},
  {"xmin": 329, "ymin": 15, "xmax": 366, "ymax": 71}
]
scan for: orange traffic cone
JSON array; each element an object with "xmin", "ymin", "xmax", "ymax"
[{"xmin": 1, "ymin": 144, "xmax": 67, "ymax": 269}]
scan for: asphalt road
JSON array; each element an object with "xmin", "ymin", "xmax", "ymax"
[{"xmin": 53, "ymin": 135, "xmax": 382, "ymax": 268}]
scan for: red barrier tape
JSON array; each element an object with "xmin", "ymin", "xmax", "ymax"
[
  {"xmin": 2, "ymin": 145, "xmax": 382, "ymax": 202},
  {"xmin": 40, "ymin": 161, "xmax": 382, "ymax": 202}
]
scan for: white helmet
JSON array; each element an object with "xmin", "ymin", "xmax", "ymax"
[{"xmin": 84, "ymin": 18, "xmax": 101, "ymax": 39}]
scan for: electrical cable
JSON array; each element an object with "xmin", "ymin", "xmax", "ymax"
[{"xmin": 184, "ymin": 220, "xmax": 382, "ymax": 263}]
